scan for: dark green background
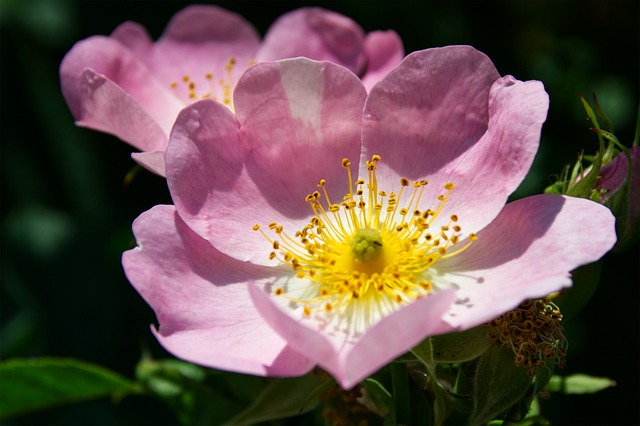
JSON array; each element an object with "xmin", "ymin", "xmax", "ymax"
[{"xmin": 1, "ymin": 1, "xmax": 638, "ymax": 424}]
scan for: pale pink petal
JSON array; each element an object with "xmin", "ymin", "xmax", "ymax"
[
  {"xmin": 256, "ymin": 8, "xmax": 366, "ymax": 74},
  {"xmin": 168, "ymin": 59, "xmax": 366, "ymax": 265},
  {"xmin": 360, "ymin": 30, "xmax": 404, "ymax": 92},
  {"xmin": 141, "ymin": 5, "xmax": 260, "ymax": 100},
  {"xmin": 429, "ymin": 194, "xmax": 616, "ymax": 332},
  {"xmin": 110, "ymin": 21, "xmax": 153, "ymax": 57},
  {"xmin": 131, "ymin": 151, "xmax": 166, "ymax": 176},
  {"xmin": 363, "ymin": 48, "xmax": 548, "ymax": 235},
  {"xmin": 122, "ymin": 204, "xmax": 314, "ymax": 376},
  {"xmin": 166, "ymin": 99, "xmax": 295, "ymax": 266},
  {"xmin": 236, "ymin": 59, "xmax": 366, "ymax": 216},
  {"xmin": 60, "ymin": 36, "xmax": 182, "ymax": 137},
  {"xmin": 74, "ymin": 69, "xmax": 168, "ymax": 153},
  {"xmin": 250, "ymin": 283, "xmax": 456, "ymax": 389},
  {"xmin": 362, "ymin": 46, "xmax": 500, "ymax": 182}
]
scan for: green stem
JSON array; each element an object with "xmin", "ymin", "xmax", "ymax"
[{"xmin": 411, "ymin": 337, "xmax": 447, "ymax": 425}]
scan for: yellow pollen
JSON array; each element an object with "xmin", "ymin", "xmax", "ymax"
[
  {"xmin": 255, "ymin": 155, "xmax": 477, "ymax": 319},
  {"xmin": 169, "ymin": 57, "xmax": 238, "ymax": 111}
]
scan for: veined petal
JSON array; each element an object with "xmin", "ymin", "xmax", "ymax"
[
  {"xmin": 430, "ymin": 194, "xmax": 616, "ymax": 332},
  {"xmin": 236, "ymin": 58, "xmax": 366, "ymax": 215},
  {"xmin": 364, "ymin": 47, "xmax": 548, "ymax": 234},
  {"xmin": 74, "ymin": 69, "xmax": 168, "ymax": 153},
  {"xmin": 361, "ymin": 30, "xmax": 404, "ymax": 92},
  {"xmin": 110, "ymin": 20, "xmax": 153, "ymax": 57},
  {"xmin": 140, "ymin": 5, "xmax": 260, "ymax": 97},
  {"xmin": 425, "ymin": 76, "xmax": 549, "ymax": 234},
  {"xmin": 256, "ymin": 8, "xmax": 366, "ymax": 74},
  {"xmin": 169, "ymin": 58, "xmax": 366, "ymax": 265},
  {"xmin": 362, "ymin": 46, "xmax": 500, "ymax": 183},
  {"xmin": 60, "ymin": 36, "xmax": 182, "ymax": 137},
  {"xmin": 122, "ymin": 205, "xmax": 314, "ymax": 376},
  {"xmin": 131, "ymin": 151, "xmax": 166, "ymax": 176},
  {"xmin": 250, "ymin": 280, "xmax": 456, "ymax": 389}
]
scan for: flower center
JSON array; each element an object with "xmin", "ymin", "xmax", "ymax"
[
  {"xmin": 169, "ymin": 57, "xmax": 242, "ymax": 110},
  {"xmin": 253, "ymin": 155, "xmax": 477, "ymax": 320}
]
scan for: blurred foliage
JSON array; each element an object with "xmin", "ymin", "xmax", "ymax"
[{"xmin": 1, "ymin": 0, "xmax": 638, "ymax": 424}]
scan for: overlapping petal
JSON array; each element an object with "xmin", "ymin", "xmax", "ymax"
[
  {"xmin": 430, "ymin": 194, "xmax": 616, "ymax": 332},
  {"xmin": 123, "ymin": 46, "xmax": 616, "ymax": 391},
  {"xmin": 61, "ymin": 5, "xmax": 402, "ymax": 176},
  {"xmin": 122, "ymin": 205, "xmax": 314, "ymax": 376},
  {"xmin": 360, "ymin": 30, "xmax": 405, "ymax": 92},
  {"xmin": 60, "ymin": 37, "xmax": 181, "ymax": 146},
  {"xmin": 250, "ymin": 283, "xmax": 456, "ymax": 389},
  {"xmin": 362, "ymin": 46, "xmax": 548, "ymax": 234},
  {"xmin": 256, "ymin": 8, "xmax": 366, "ymax": 73},
  {"xmin": 167, "ymin": 59, "xmax": 366, "ymax": 265}
]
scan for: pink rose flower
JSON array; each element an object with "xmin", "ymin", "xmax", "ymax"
[
  {"xmin": 122, "ymin": 46, "xmax": 616, "ymax": 389},
  {"xmin": 60, "ymin": 5, "xmax": 403, "ymax": 176}
]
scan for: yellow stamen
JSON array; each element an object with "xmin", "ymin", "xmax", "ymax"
[
  {"xmin": 169, "ymin": 57, "xmax": 238, "ymax": 111},
  {"xmin": 254, "ymin": 155, "xmax": 477, "ymax": 320}
]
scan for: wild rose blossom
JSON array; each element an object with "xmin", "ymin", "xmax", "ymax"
[
  {"xmin": 122, "ymin": 46, "xmax": 616, "ymax": 389},
  {"xmin": 59, "ymin": 5, "xmax": 403, "ymax": 176}
]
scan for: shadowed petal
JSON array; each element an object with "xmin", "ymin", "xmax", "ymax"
[
  {"xmin": 430, "ymin": 194, "xmax": 616, "ymax": 333},
  {"xmin": 166, "ymin": 59, "xmax": 365, "ymax": 264},
  {"xmin": 363, "ymin": 48, "xmax": 548, "ymax": 235},
  {"xmin": 140, "ymin": 5, "xmax": 260, "ymax": 94},
  {"xmin": 122, "ymin": 205, "xmax": 314, "ymax": 376},
  {"xmin": 256, "ymin": 8, "xmax": 366, "ymax": 74},
  {"xmin": 250, "ymin": 283, "xmax": 456, "ymax": 389},
  {"xmin": 361, "ymin": 30, "xmax": 404, "ymax": 92},
  {"xmin": 60, "ymin": 36, "xmax": 182, "ymax": 137},
  {"xmin": 236, "ymin": 59, "xmax": 366, "ymax": 217},
  {"xmin": 74, "ymin": 69, "xmax": 168, "ymax": 153},
  {"xmin": 131, "ymin": 151, "xmax": 166, "ymax": 176}
]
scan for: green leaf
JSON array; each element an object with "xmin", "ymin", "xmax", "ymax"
[
  {"xmin": 546, "ymin": 374, "xmax": 616, "ymax": 394},
  {"xmin": 432, "ymin": 326, "xmax": 492, "ymax": 362},
  {"xmin": 135, "ymin": 357, "xmax": 241, "ymax": 425},
  {"xmin": 0, "ymin": 357, "xmax": 139, "ymax": 419},
  {"xmin": 469, "ymin": 346, "xmax": 532, "ymax": 426},
  {"xmin": 361, "ymin": 378, "xmax": 394, "ymax": 421},
  {"xmin": 224, "ymin": 373, "xmax": 327, "ymax": 425}
]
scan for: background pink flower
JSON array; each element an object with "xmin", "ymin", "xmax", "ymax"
[
  {"xmin": 60, "ymin": 5, "xmax": 403, "ymax": 176},
  {"xmin": 123, "ymin": 47, "xmax": 616, "ymax": 389}
]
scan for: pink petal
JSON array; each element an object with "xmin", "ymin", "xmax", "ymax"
[
  {"xmin": 236, "ymin": 59, "xmax": 366, "ymax": 215},
  {"xmin": 360, "ymin": 30, "xmax": 404, "ymax": 92},
  {"xmin": 139, "ymin": 5, "xmax": 260, "ymax": 96},
  {"xmin": 256, "ymin": 8, "xmax": 366, "ymax": 74},
  {"xmin": 166, "ymin": 98, "xmax": 294, "ymax": 266},
  {"xmin": 110, "ymin": 21, "xmax": 153, "ymax": 57},
  {"xmin": 363, "ymin": 47, "xmax": 548, "ymax": 234},
  {"xmin": 131, "ymin": 151, "xmax": 166, "ymax": 176},
  {"xmin": 362, "ymin": 46, "xmax": 500, "ymax": 182},
  {"xmin": 74, "ymin": 69, "xmax": 168, "ymax": 153},
  {"xmin": 168, "ymin": 59, "xmax": 366, "ymax": 265},
  {"xmin": 431, "ymin": 194, "xmax": 616, "ymax": 332},
  {"xmin": 250, "ymin": 283, "xmax": 456, "ymax": 390},
  {"xmin": 60, "ymin": 36, "xmax": 182, "ymax": 137},
  {"xmin": 122, "ymin": 204, "xmax": 314, "ymax": 376}
]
